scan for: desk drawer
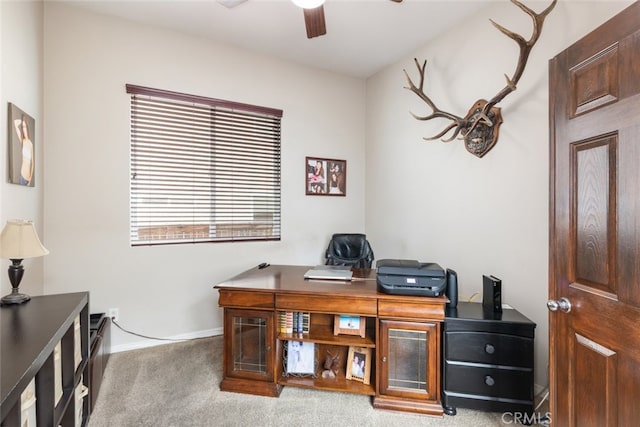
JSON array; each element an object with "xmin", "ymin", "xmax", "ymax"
[
  {"xmin": 218, "ymin": 290, "xmax": 274, "ymax": 309},
  {"xmin": 276, "ymin": 294, "xmax": 377, "ymax": 316},
  {"xmin": 378, "ymin": 300, "xmax": 444, "ymax": 321},
  {"xmin": 445, "ymin": 331, "xmax": 533, "ymax": 368},
  {"xmin": 444, "ymin": 362, "xmax": 533, "ymax": 401}
]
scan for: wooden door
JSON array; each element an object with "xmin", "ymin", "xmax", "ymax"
[{"xmin": 549, "ymin": 2, "xmax": 640, "ymax": 425}]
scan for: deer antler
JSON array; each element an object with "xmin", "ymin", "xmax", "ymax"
[
  {"xmin": 483, "ymin": 0, "xmax": 557, "ymax": 112},
  {"xmin": 404, "ymin": 0, "xmax": 557, "ymax": 157},
  {"xmin": 403, "ymin": 59, "xmax": 468, "ymax": 142}
]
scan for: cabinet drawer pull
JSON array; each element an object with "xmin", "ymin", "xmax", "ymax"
[
  {"xmin": 485, "ymin": 375, "xmax": 495, "ymax": 386},
  {"xmin": 382, "ymin": 356, "xmax": 387, "ymax": 363},
  {"xmin": 485, "ymin": 343, "xmax": 495, "ymax": 354}
]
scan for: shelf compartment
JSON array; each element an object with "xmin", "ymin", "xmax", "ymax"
[
  {"xmin": 278, "ymin": 328, "xmax": 375, "ymax": 348},
  {"xmin": 278, "ymin": 342, "xmax": 376, "ymax": 396},
  {"xmin": 279, "ymin": 374, "xmax": 376, "ymax": 396},
  {"xmin": 277, "ymin": 313, "xmax": 375, "ymax": 348}
]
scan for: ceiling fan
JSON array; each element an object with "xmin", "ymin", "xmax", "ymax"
[{"xmin": 218, "ymin": 0, "xmax": 404, "ymax": 39}]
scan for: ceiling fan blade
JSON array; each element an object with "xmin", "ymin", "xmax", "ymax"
[{"xmin": 303, "ymin": 5, "xmax": 326, "ymax": 39}]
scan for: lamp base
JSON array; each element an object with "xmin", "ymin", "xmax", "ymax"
[
  {"xmin": 1, "ymin": 259, "xmax": 30, "ymax": 305},
  {"xmin": 1, "ymin": 291, "xmax": 31, "ymax": 305}
]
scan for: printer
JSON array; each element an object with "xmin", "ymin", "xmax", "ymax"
[{"xmin": 376, "ymin": 259, "xmax": 447, "ymax": 297}]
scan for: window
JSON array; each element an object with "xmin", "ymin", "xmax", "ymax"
[{"xmin": 127, "ymin": 84, "xmax": 282, "ymax": 246}]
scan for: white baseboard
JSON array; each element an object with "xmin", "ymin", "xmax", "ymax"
[{"xmin": 110, "ymin": 327, "xmax": 223, "ymax": 354}]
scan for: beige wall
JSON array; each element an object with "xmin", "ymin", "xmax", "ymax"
[
  {"xmin": 365, "ymin": 0, "xmax": 634, "ymax": 387},
  {"xmin": 43, "ymin": 3, "xmax": 366, "ymax": 351},
  {"xmin": 0, "ymin": 0, "xmax": 45, "ymax": 298}
]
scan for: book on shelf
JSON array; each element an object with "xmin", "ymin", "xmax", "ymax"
[
  {"xmin": 302, "ymin": 312, "xmax": 310, "ymax": 334},
  {"xmin": 279, "ymin": 311, "xmax": 310, "ymax": 334},
  {"xmin": 279, "ymin": 311, "xmax": 287, "ymax": 333},
  {"xmin": 286, "ymin": 311, "xmax": 293, "ymax": 334}
]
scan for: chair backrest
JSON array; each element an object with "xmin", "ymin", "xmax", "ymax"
[{"xmin": 324, "ymin": 233, "xmax": 374, "ymax": 268}]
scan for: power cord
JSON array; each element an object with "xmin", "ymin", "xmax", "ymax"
[
  {"xmin": 533, "ymin": 386, "xmax": 550, "ymax": 425},
  {"xmin": 110, "ymin": 317, "xmax": 214, "ymax": 342},
  {"xmin": 535, "ymin": 388, "xmax": 549, "ymax": 411}
]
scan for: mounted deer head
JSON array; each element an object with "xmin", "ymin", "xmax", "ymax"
[{"xmin": 404, "ymin": 0, "xmax": 557, "ymax": 158}]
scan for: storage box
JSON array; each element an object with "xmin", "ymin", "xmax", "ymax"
[
  {"xmin": 20, "ymin": 378, "xmax": 36, "ymax": 427},
  {"xmin": 74, "ymin": 376, "xmax": 89, "ymax": 427},
  {"xmin": 54, "ymin": 341, "xmax": 63, "ymax": 405},
  {"xmin": 74, "ymin": 315, "xmax": 82, "ymax": 371}
]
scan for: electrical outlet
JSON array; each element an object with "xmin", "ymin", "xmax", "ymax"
[{"xmin": 108, "ymin": 308, "xmax": 119, "ymax": 322}]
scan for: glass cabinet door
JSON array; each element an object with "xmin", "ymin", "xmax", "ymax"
[
  {"xmin": 379, "ymin": 320, "xmax": 439, "ymax": 401},
  {"xmin": 224, "ymin": 308, "xmax": 274, "ymax": 382}
]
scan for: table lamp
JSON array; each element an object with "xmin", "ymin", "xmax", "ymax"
[{"xmin": 0, "ymin": 220, "xmax": 49, "ymax": 305}]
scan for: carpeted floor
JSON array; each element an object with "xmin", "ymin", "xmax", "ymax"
[{"xmin": 88, "ymin": 336, "xmax": 536, "ymax": 426}]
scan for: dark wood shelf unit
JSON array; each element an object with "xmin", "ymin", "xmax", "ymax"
[{"xmin": 1, "ymin": 292, "xmax": 90, "ymax": 427}]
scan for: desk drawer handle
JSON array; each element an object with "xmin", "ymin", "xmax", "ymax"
[
  {"xmin": 485, "ymin": 375, "xmax": 495, "ymax": 386},
  {"xmin": 485, "ymin": 344, "xmax": 495, "ymax": 354}
]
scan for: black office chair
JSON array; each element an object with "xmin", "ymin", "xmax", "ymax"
[{"xmin": 324, "ymin": 233, "xmax": 374, "ymax": 268}]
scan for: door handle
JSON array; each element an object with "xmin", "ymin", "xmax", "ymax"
[{"xmin": 547, "ymin": 297, "xmax": 572, "ymax": 313}]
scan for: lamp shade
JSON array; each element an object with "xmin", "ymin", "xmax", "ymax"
[
  {"xmin": 0, "ymin": 220, "xmax": 49, "ymax": 259},
  {"xmin": 291, "ymin": 0, "xmax": 325, "ymax": 9}
]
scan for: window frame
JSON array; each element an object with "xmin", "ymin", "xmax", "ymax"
[{"xmin": 127, "ymin": 84, "xmax": 283, "ymax": 246}]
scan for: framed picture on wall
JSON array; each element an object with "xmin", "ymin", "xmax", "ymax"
[
  {"xmin": 7, "ymin": 103, "xmax": 36, "ymax": 187},
  {"xmin": 305, "ymin": 156, "xmax": 346, "ymax": 196}
]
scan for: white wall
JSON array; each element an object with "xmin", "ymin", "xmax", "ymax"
[
  {"xmin": 365, "ymin": 0, "xmax": 633, "ymax": 387},
  {"xmin": 0, "ymin": 0, "xmax": 45, "ymax": 297},
  {"xmin": 43, "ymin": 3, "xmax": 366, "ymax": 351}
]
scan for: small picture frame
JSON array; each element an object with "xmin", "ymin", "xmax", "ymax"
[
  {"xmin": 346, "ymin": 346, "xmax": 371, "ymax": 385},
  {"xmin": 305, "ymin": 156, "xmax": 346, "ymax": 196},
  {"xmin": 285, "ymin": 341, "xmax": 316, "ymax": 376},
  {"xmin": 333, "ymin": 315, "xmax": 366, "ymax": 338}
]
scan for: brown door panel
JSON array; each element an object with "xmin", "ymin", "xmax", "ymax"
[{"xmin": 550, "ymin": 3, "xmax": 640, "ymax": 426}]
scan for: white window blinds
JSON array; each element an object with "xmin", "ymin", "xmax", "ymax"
[{"xmin": 127, "ymin": 84, "xmax": 282, "ymax": 246}]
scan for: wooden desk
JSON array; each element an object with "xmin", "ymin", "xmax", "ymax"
[{"xmin": 215, "ymin": 265, "xmax": 447, "ymax": 416}]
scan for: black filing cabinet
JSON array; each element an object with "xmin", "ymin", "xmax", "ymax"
[{"xmin": 442, "ymin": 302, "xmax": 535, "ymax": 417}]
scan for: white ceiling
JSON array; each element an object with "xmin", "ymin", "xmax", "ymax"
[{"xmin": 65, "ymin": 0, "xmax": 492, "ymax": 78}]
